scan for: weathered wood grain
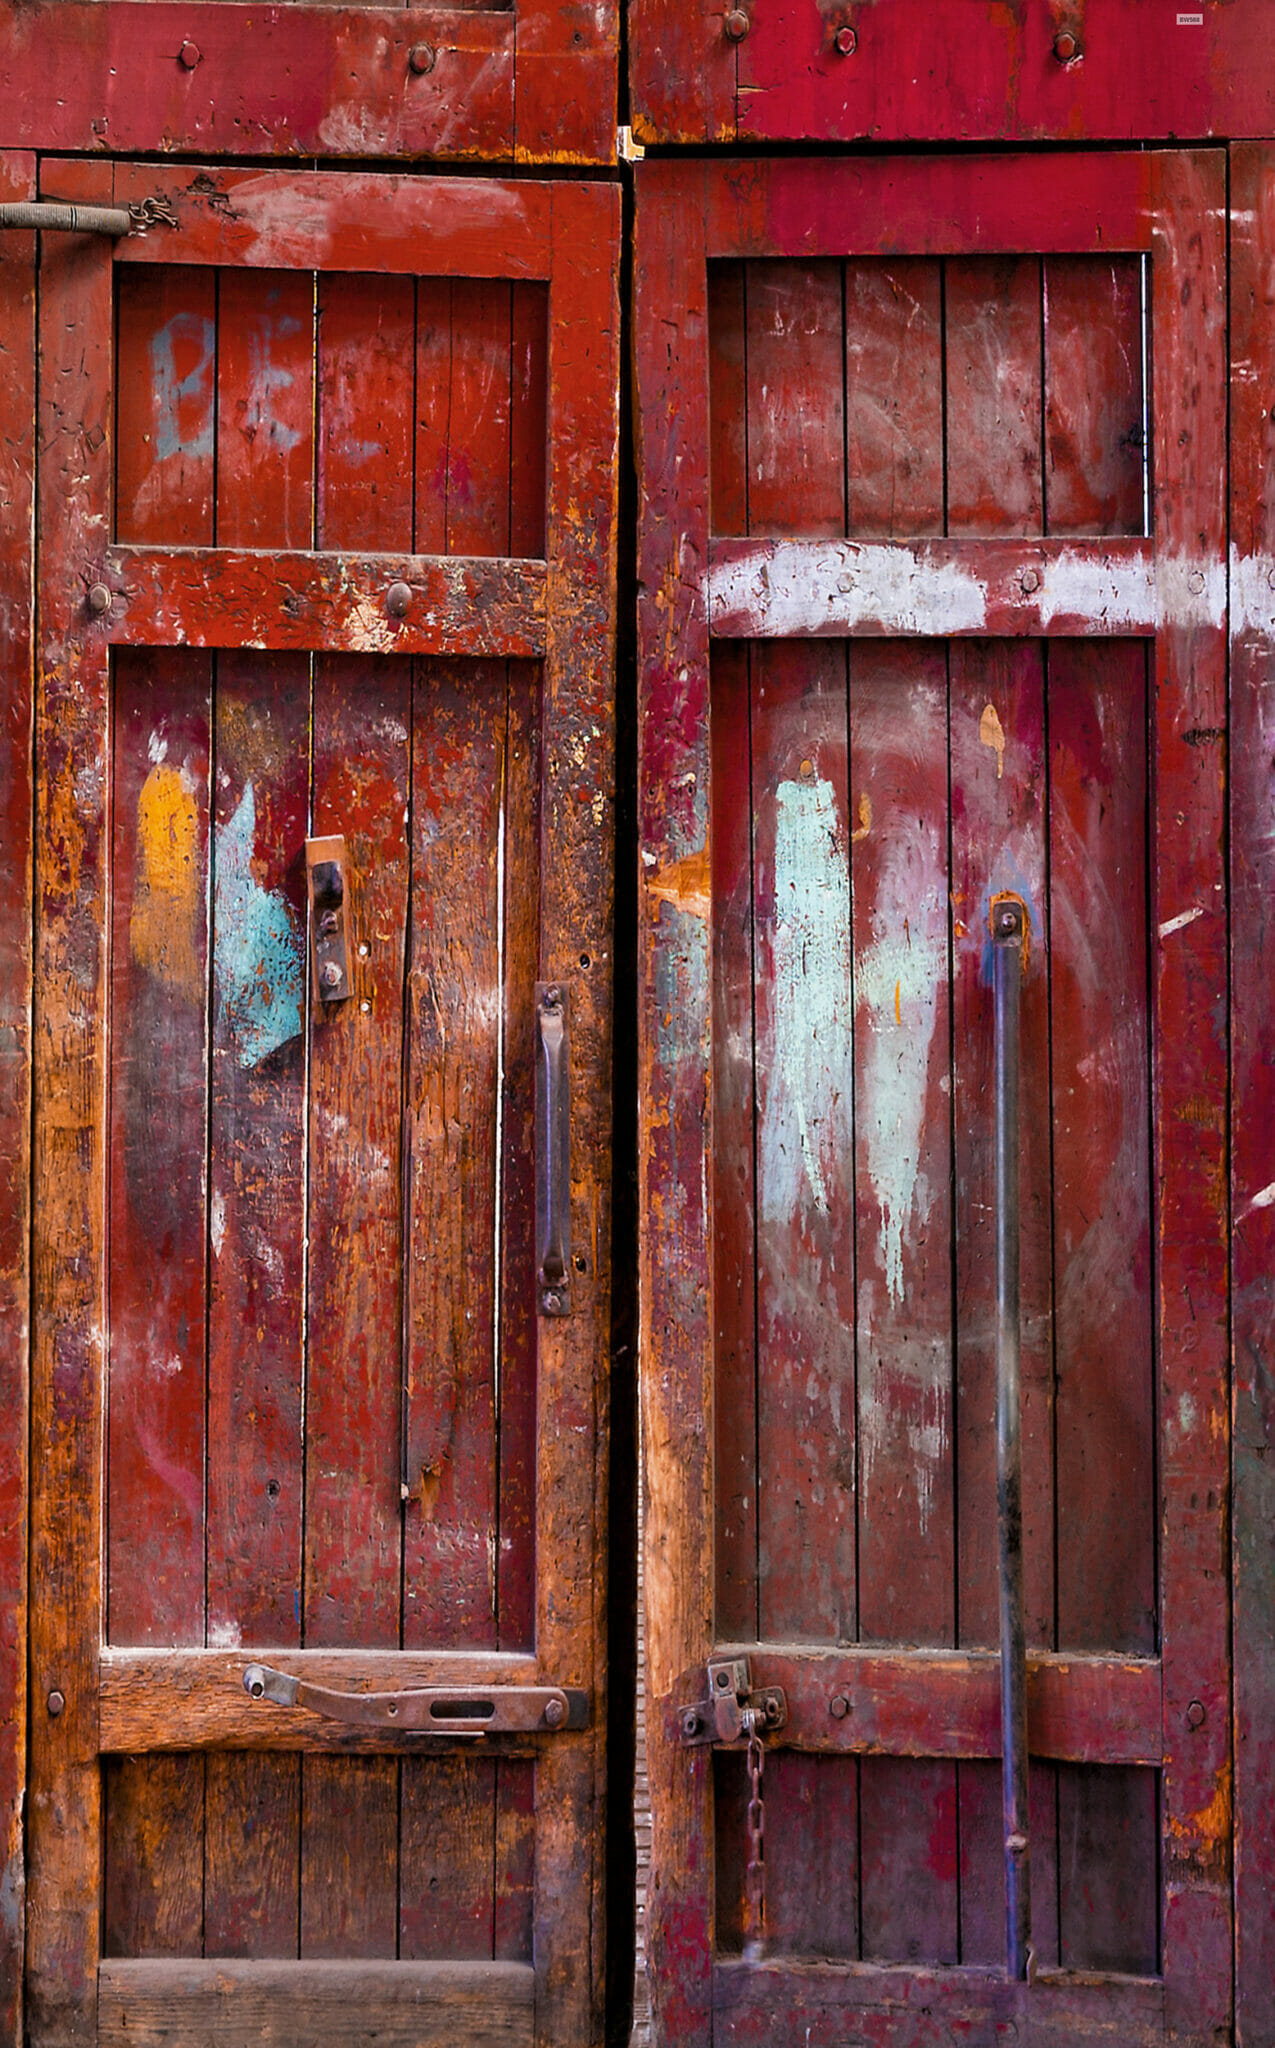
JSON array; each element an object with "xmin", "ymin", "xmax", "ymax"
[
  {"xmin": 743, "ymin": 260, "xmax": 844, "ymax": 536},
  {"xmin": 844, "ymin": 258, "xmax": 943, "ymax": 539},
  {"xmin": 0, "ymin": 146, "xmax": 35, "ymax": 2048},
  {"xmin": 98, "ymin": 1960, "xmax": 534, "ymax": 2047},
  {"xmin": 216, "ymin": 270, "xmax": 315, "ymax": 551},
  {"xmin": 98, "ymin": 548, "xmax": 547, "ymax": 658},
  {"xmin": 1043, "ymin": 256, "xmax": 1145, "ymax": 538},
  {"xmin": 102, "ymin": 1756, "xmax": 205, "ymax": 1960},
  {"xmin": 945, "ymin": 258, "xmax": 1043, "ymax": 536},
  {"xmin": 114, "ymin": 268, "xmax": 215, "ymax": 547}
]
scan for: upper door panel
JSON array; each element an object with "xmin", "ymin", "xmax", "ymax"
[
  {"xmin": 0, "ymin": 0, "xmax": 617, "ymax": 163},
  {"xmin": 629, "ymin": 0, "xmax": 1275, "ymax": 149}
]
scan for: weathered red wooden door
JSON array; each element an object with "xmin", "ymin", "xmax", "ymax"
[
  {"xmin": 27, "ymin": 159, "xmax": 618, "ymax": 2046},
  {"xmin": 636, "ymin": 151, "xmax": 1228, "ymax": 2043}
]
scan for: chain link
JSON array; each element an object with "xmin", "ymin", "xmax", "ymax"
[
  {"xmin": 127, "ymin": 196, "xmax": 179, "ymax": 231},
  {"xmin": 743, "ymin": 1717, "xmax": 766, "ymax": 1961}
]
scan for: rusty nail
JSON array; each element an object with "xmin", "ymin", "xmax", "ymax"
[
  {"xmin": 1186, "ymin": 1698, "xmax": 1206, "ymax": 1730},
  {"xmin": 386, "ymin": 580, "xmax": 412, "ymax": 618},
  {"xmin": 834, "ymin": 24, "xmax": 857, "ymax": 54},
  {"xmin": 87, "ymin": 583, "xmax": 112, "ymax": 616},
  {"xmin": 178, "ymin": 38, "xmax": 201, "ymax": 68},
  {"xmin": 408, "ymin": 41, "xmax": 436, "ymax": 74},
  {"xmin": 829, "ymin": 1693, "xmax": 850, "ymax": 1719},
  {"xmin": 47, "ymin": 1690, "xmax": 65, "ymax": 1717},
  {"xmin": 1052, "ymin": 29, "xmax": 1080, "ymax": 61},
  {"xmin": 321, "ymin": 961, "xmax": 343, "ymax": 991},
  {"xmin": 681, "ymin": 1708, "xmax": 702, "ymax": 1738},
  {"xmin": 724, "ymin": 8, "xmax": 750, "ymax": 39},
  {"xmin": 1020, "ymin": 567, "xmax": 1040, "ymax": 594},
  {"xmin": 544, "ymin": 1697, "xmax": 567, "ymax": 1730}
]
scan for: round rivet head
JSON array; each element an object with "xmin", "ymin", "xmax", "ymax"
[
  {"xmin": 178, "ymin": 38, "xmax": 201, "ymax": 68},
  {"xmin": 1053, "ymin": 29, "xmax": 1080, "ymax": 61},
  {"xmin": 87, "ymin": 583, "xmax": 112, "ymax": 616},
  {"xmin": 544, "ymin": 1697, "xmax": 567, "ymax": 1730},
  {"xmin": 829, "ymin": 1693, "xmax": 850, "ymax": 1720},
  {"xmin": 724, "ymin": 8, "xmax": 750, "ymax": 40},
  {"xmin": 408, "ymin": 41, "xmax": 436, "ymax": 74},
  {"xmin": 682, "ymin": 1707, "xmax": 702, "ymax": 1739},
  {"xmin": 385, "ymin": 580, "xmax": 412, "ymax": 619},
  {"xmin": 47, "ymin": 1690, "xmax": 65, "ymax": 1718},
  {"xmin": 1020, "ymin": 566, "xmax": 1040, "ymax": 594},
  {"xmin": 321, "ymin": 961, "xmax": 343, "ymax": 991},
  {"xmin": 834, "ymin": 24, "xmax": 857, "ymax": 54},
  {"xmin": 1186, "ymin": 1698, "xmax": 1206, "ymax": 1730}
]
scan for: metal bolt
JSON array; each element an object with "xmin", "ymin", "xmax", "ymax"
[
  {"xmin": 1186, "ymin": 1698, "xmax": 1206, "ymax": 1730},
  {"xmin": 834, "ymin": 24, "xmax": 857, "ymax": 54},
  {"xmin": 1188, "ymin": 568, "xmax": 1206, "ymax": 595},
  {"xmin": 47, "ymin": 1690, "xmax": 65, "ymax": 1717},
  {"xmin": 543, "ymin": 984, "xmax": 563, "ymax": 1009},
  {"xmin": 408, "ymin": 42, "xmax": 436, "ymax": 74},
  {"xmin": 544, "ymin": 1697, "xmax": 566, "ymax": 1730},
  {"xmin": 724, "ymin": 8, "xmax": 750, "ymax": 40},
  {"xmin": 542, "ymin": 1289, "xmax": 563, "ymax": 1314},
  {"xmin": 681, "ymin": 1708, "xmax": 702, "ymax": 1739},
  {"xmin": 87, "ymin": 583, "xmax": 112, "ymax": 616},
  {"xmin": 1020, "ymin": 566, "xmax": 1040, "ymax": 594},
  {"xmin": 386, "ymin": 580, "xmax": 412, "ymax": 618},
  {"xmin": 178, "ymin": 39, "xmax": 201, "ymax": 68},
  {"xmin": 829, "ymin": 1692, "xmax": 850, "ymax": 1719},
  {"xmin": 321, "ymin": 961, "xmax": 343, "ymax": 990},
  {"xmin": 1052, "ymin": 30, "xmax": 1080, "ymax": 62}
]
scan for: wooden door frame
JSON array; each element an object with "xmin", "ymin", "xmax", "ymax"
[
  {"xmin": 634, "ymin": 148, "xmax": 1229, "ymax": 2044},
  {"xmin": 26, "ymin": 159, "xmax": 618, "ymax": 2046},
  {"xmin": 0, "ymin": 0, "xmax": 618, "ymax": 164}
]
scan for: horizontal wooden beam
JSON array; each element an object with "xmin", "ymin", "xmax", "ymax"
[
  {"xmin": 712, "ymin": 1959, "xmax": 1163, "ymax": 2044},
  {"xmin": 99, "ymin": 549, "xmax": 546, "ymax": 658},
  {"xmin": 100, "ymin": 1648, "xmax": 541, "ymax": 1753},
  {"xmin": 708, "ymin": 537, "xmax": 1161, "ymax": 641},
  {"xmin": 690, "ymin": 1646, "xmax": 1161, "ymax": 1767},
  {"xmin": 99, "ymin": 1960, "xmax": 534, "ymax": 2047}
]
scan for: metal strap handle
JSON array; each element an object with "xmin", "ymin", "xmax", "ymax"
[
  {"xmin": 992, "ymin": 894, "xmax": 1032, "ymax": 1981},
  {"xmin": 536, "ymin": 982, "xmax": 571, "ymax": 1317},
  {"xmin": 242, "ymin": 1664, "xmax": 587, "ymax": 1737}
]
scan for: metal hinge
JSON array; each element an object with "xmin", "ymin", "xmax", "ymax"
[
  {"xmin": 243, "ymin": 1664, "xmax": 588, "ymax": 1737},
  {"xmin": 677, "ymin": 1657, "xmax": 787, "ymax": 1747}
]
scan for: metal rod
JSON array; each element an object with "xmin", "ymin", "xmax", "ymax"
[
  {"xmin": 535, "ymin": 983, "xmax": 571, "ymax": 1317},
  {"xmin": 0, "ymin": 201, "xmax": 133, "ymax": 236},
  {"xmin": 992, "ymin": 894, "xmax": 1031, "ymax": 1981}
]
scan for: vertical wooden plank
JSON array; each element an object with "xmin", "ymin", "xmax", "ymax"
[
  {"xmin": 1058, "ymin": 1765, "xmax": 1158, "ymax": 1975},
  {"xmin": 752, "ymin": 638, "xmax": 855, "ymax": 1645},
  {"xmin": 636, "ymin": 160, "xmax": 713, "ymax": 2048},
  {"xmin": 508, "ymin": 285, "xmax": 548, "ymax": 561},
  {"xmin": 493, "ymin": 1761, "xmax": 536, "ymax": 1964},
  {"xmin": 1049, "ymin": 639, "xmax": 1154, "ymax": 1654},
  {"xmin": 317, "ymin": 274, "xmax": 415, "ymax": 554},
  {"xmin": 1044, "ymin": 256, "xmax": 1145, "ymax": 537},
  {"xmin": 956, "ymin": 1760, "xmax": 1060, "ymax": 1969},
  {"xmin": 413, "ymin": 278, "xmax": 453, "ymax": 556},
  {"xmin": 114, "ymin": 269, "xmax": 216, "ymax": 547},
  {"xmin": 745, "ymin": 261, "xmax": 844, "ymax": 536},
  {"xmin": 535, "ymin": 180, "xmax": 619, "ymax": 2047},
  {"xmin": 28, "ymin": 164, "xmax": 116, "ymax": 2043},
  {"xmin": 204, "ymin": 1752, "xmax": 300, "ymax": 1958},
  {"xmin": 1231, "ymin": 140, "xmax": 1275, "ymax": 2048},
  {"xmin": 1151, "ymin": 148, "xmax": 1230, "ymax": 2043},
  {"xmin": 945, "ymin": 259, "xmax": 1043, "ymax": 536},
  {"xmin": 102, "ymin": 1756, "xmax": 204, "ymax": 1959},
  {"xmin": 711, "ymin": 642, "xmax": 756, "ymax": 1642},
  {"xmin": 215, "ymin": 270, "xmax": 314, "ymax": 551},
  {"xmin": 0, "ymin": 147, "xmax": 34, "ymax": 2048},
  {"xmin": 399, "ymin": 1757, "xmax": 497, "ymax": 1960},
  {"xmin": 844, "ymin": 258, "xmax": 944, "ymax": 538},
  {"xmin": 300, "ymin": 1756, "xmax": 397, "ymax": 1961},
  {"xmin": 445, "ymin": 281, "xmax": 513, "ymax": 556},
  {"xmin": 708, "ymin": 261, "xmax": 747, "ymax": 537},
  {"xmin": 859, "ymin": 1756, "xmax": 958, "ymax": 1966}
]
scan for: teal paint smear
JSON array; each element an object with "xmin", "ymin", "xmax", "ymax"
[
  {"xmin": 151, "ymin": 312, "xmax": 215, "ymax": 465},
  {"xmin": 214, "ymin": 782, "xmax": 303, "ymax": 1069}
]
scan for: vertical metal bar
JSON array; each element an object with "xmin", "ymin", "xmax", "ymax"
[
  {"xmin": 992, "ymin": 894, "xmax": 1031, "ymax": 1981},
  {"xmin": 536, "ymin": 982, "xmax": 571, "ymax": 1317}
]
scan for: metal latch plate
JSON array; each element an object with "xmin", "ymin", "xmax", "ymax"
[
  {"xmin": 678, "ymin": 1656, "xmax": 787, "ymax": 1747},
  {"xmin": 244, "ymin": 1664, "xmax": 588, "ymax": 1737}
]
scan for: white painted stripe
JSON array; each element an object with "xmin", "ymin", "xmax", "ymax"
[{"xmin": 1158, "ymin": 905, "xmax": 1205, "ymax": 939}]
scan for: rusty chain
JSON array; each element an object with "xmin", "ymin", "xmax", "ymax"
[{"xmin": 743, "ymin": 1717, "xmax": 766, "ymax": 1961}]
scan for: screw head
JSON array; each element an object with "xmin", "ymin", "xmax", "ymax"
[
  {"xmin": 829, "ymin": 1692, "xmax": 850, "ymax": 1719},
  {"xmin": 386, "ymin": 580, "xmax": 412, "ymax": 619},
  {"xmin": 321, "ymin": 961, "xmax": 343, "ymax": 990},
  {"xmin": 543, "ymin": 984, "xmax": 563, "ymax": 1009},
  {"xmin": 47, "ymin": 1690, "xmax": 65, "ymax": 1717},
  {"xmin": 544, "ymin": 1697, "xmax": 567, "ymax": 1730},
  {"xmin": 1186, "ymin": 1698, "xmax": 1206, "ymax": 1730},
  {"xmin": 724, "ymin": 8, "xmax": 750, "ymax": 39},
  {"xmin": 542, "ymin": 1289, "xmax": 563, "ymax": 1314},
  {"xmin": 87, "ymin": 583, "xmax": 112, "ymax": 616},
  {"xmin": 1053, "ymin": 29, "xmax": 1080, "ymax": 62},
  {"xmin": 1020, "ymin": 566, "xmax": 1040, "ymax": 594},
  {"xmin": 681, "ymin": 1708, "xmax": 702, "ymax": 1739},
  {"xmin": 178, "ymin": 38, "xmax": 201, "ymax": 68},
  {"xmin": 408, "ymin": 41, "xmax": 436, "ymax": 74},
  {"xmin": 834, "ymin": 24, "xmax": 857, "ymax": 54}
]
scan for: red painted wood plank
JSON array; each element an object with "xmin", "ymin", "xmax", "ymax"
[
  {"xmin": 1229, "ymin": 139, "xmax": 1275, "ymax": 2048},
  {"xmin": 1043, "ymin": 257, "xmax": 1144, "ymax": 538},
  {"xmin": 707, "ymin": 262, "xmax": 748, "ymax": 538},
  {"xmin": 0, "ymin": 145, "xmax": 34, "ymax": 2048},
  {"xmin": 945, "ymin": 259, "xmax": 1043, "ymax": 537},
  {"xmin": 115, "ymin": 269, "xmax": 216, "ymax": 547},
  {"xmin": 444, "ymin": 282, "xmax": 514, "ymax": 556},
  {"xmin": 216, "ymin": 270, "xmax": 315, "ymax": 551},
  {"xmin": 627, "ymin": 0, "xmax": 732, "ymax": 148},
  {"xmin": 508, "ymin": 288, "xmax": 548, "ymax": 562},
  {"xmin": 698, "ymin": 155, "xmax": 1154, "ymax": 264},
  {"xmin": 715, "ymin": 1752, "xmax": 859, "ymax": 1960},
  {"xmin": 100, "ymin": 548, "xmax": 548, "ymax": 658},
  {"xmin": 109, "ymin": 163, "xmax": 554, "ymax": 277},
  {"xmin": 844, "ymin": 259, "xmax": 943, "ymax": 539},
  {"xmin": 204, "ymin": 1752, "xmax": 301, "ymax": 1957},
  {"xmin": 859, "ymin": 1757, "xmax": 958, "ymax": 1965},
  {"xmin": 493, "ymin": 1761, "xmax": 535, "ymax": 1962},
  {"xmin": 399, "ymin": 1757, "xmax": 498, "ymax": 1960},
  {"xmin": 707, "ymin": 536, "xmax": 1155, "ymax": 639},
  {"xmin": 317, "ymin": 274, "xmax": 415, "ymax": 555},
  {"xmin": 744, "ymin": 260, "xmax": 843, "ymax": 536},
  {"xmin": 957, "ymin": 1760, "xmax": 1059, "ymax": 1969},
  {"xmin": 1058, "ymin": 1765, "xmax": 1158, "ymax": 1974}
]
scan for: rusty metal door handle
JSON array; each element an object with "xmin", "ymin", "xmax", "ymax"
[
  {"xmin": 243, "ymin": 1664, "xmax": 587, "ymax": 1736},
  {"xmin": 992, "ymin": 895, "xmax": 1032, "ymax": 1981},
  {"xmin": 536, "ymin": 982, "xmax": 571, "ymax": 1316}
]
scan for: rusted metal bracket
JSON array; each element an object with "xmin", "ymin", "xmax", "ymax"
[
  {"xmin": 677, "ymin": 1657, "xmax": 787, "ymax": 1748},
  {"xmin": 306, "ymin": 837, "xmax": 351, "ymax": 1005},
  {"xmin": 243, "ymin": 1664, "xmax": 588, "ymax": 1737}
]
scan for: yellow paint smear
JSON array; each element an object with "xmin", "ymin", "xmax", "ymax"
[
  {"xmin": 852, "ymin": 792, "xmax": 872, "ymax": 843},
  {"xmin": 980, "ymin": 701, "xmax": 1006, "ymax": 779},
  {"xmin": 130, "ymin": 762, "xmax": 203, "ymax": 1001},
  {"xmin": 646, "ymin": 844, "xmax": 711, "ymax": 921}
]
